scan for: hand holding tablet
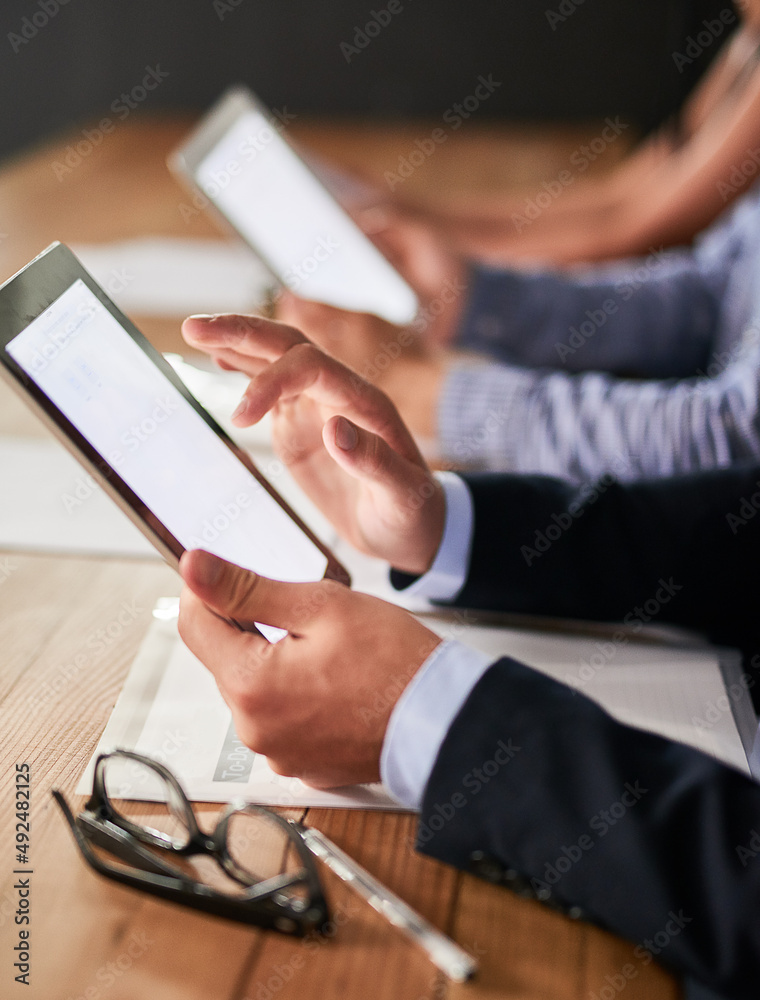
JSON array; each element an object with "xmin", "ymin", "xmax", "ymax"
[
  {"xmin": 0, "ymin": 244, "xmax": 349, "ymax": 637},
  {"xmin": 0, "ymin": 83, "xmax": 452, "ymax": 634}
]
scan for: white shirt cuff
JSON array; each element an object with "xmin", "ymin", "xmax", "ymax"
[
  {"xmin": 398, "ymin": 472, "xmax": 474, "ymax": 602},
  {"xmin": 380, "ymin": 639, "xmax": 495, "ymax": 809}
]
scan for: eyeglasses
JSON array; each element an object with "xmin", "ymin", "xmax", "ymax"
[{"xmin": 53, "ymin": 749, "xmax": 329, "ymax": 935}]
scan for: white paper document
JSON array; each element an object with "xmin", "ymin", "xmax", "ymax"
[
  {"xmin": 0, "ymin": 435, "xmax": 157, "ymax": 558},
  {"xmin": 71, "ymin": 237, "xmax": 272, "ymax": 316},
  {"xmin": 427, "ymin": 616, "xmax": 756, "ymax": 776},
  {"xmin": 78, "ymin": 596, "xmax": 755, "ymax": 810}
]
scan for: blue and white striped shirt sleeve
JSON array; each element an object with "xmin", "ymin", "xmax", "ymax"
[{"xmin": 440, "ymin": 188, "xmax": 760, "ymax": 482}]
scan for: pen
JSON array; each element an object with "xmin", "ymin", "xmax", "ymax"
[{"xmin": 299, "ymin": 826, "xmax": 478, "ymax": 983}]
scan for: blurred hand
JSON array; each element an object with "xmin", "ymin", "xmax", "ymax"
[
  {"xmin": 179, "ymin": 550, "xmax": 441, "ymax": 787},
  {"xmin": 182, "ymin": 314, "xmax": 445, "ymax": 575},
  {"xmin": 356, "ymin": 206, "xmax": 470, "ymax": 345}
]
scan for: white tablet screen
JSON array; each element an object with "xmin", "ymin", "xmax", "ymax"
[
  {"xmin": 6, "ymin": 279, "xmax": 328, "ymax": 586},
  {"xmin": 194, "ymin": 107, "xmax": 418, "ymax": 325}
]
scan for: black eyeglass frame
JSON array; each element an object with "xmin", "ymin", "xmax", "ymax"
[{"xmin": 53, "ymin": 749, "xmax": 329, "ymax": 936}]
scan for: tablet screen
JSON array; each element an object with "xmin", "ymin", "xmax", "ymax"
[
  {"xmin": 192, "ymin": 102, "xmax": 418, "ymax": 325},
  {"xmin": 6, "ymin": 278, "xmax": 329, "ymax": 586}
]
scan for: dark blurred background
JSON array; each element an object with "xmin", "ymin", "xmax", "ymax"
[{"xmin": 0, "ymin": 0, "xmax": 736, "ymax": 161}]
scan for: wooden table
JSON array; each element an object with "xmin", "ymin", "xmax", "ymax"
[{"xmin": 0, "ymin": 116, "xmax": 680, "ymax": 1000}]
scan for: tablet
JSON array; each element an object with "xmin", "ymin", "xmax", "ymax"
[
  {"xmin": 0, "ymin": 243, "xmax": 350, "ymax": 597},
  {"xmin": 169, "ymin": 86, "xmax": 419, "ymax": 326}
]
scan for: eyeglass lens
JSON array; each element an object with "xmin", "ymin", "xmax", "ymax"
[
  {"xmin": 102, "ymin": 755, "xmax": 193, "ymax": 849},
  {"xmin": 99, "ymin": 757, "xmax": 307, "ymax": 903}
]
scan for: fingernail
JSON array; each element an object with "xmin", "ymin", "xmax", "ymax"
[
  {"xmin": 231, "ymin": 397, "xmax": 249, "ymax": 421},
  {"xmin": 335, "ymin": 415, "xmax": 358, "ymax": 451},
  {"xmin": 194, "ymin": 550, "xmax": 223, "ymax": 587},
  {"xmin": 186, "ymin": 314, "xmax": 217, "ymax": 321}
]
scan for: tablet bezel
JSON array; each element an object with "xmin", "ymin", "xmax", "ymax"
[
  {"xmin": 0, "ymin": 242, "xmax": 350, "ymax": 586},
  {"xmin": 168, "ymin": 85, "xmax": 419, "ymax": 325}
]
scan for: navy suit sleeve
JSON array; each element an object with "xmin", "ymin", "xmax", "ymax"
[
  {"xmin": 407, "ymin": 464, "xmax": 760, "ymax": 996},
  {"xmin": 454, "ymin": 463, "xmax": 760, "ymax": 651},
  {"xmin": 418, "ymin": 658, "xmax": 760, "ymax": 999}
]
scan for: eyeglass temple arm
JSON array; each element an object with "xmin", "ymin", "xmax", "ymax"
[
  {"xmin": 54, "ymin": 791, "xmax": 318, "ymax": 901},
  {"xmin": 53, "ymin": 791, "xmax": 185, "ymax": 878}
]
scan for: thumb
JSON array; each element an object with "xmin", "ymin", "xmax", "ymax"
[
  {"xmin": 179, "ymin": 550, "xmax": 330, "ymax": 632},
  {"xmin": 322, "ymin": 414, "xmax": 435, "ymax": 502}
]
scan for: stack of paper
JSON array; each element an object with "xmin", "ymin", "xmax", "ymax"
[{"xmin": 76, "ymin": 588, "xmax": 755, "ymax": 809}]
